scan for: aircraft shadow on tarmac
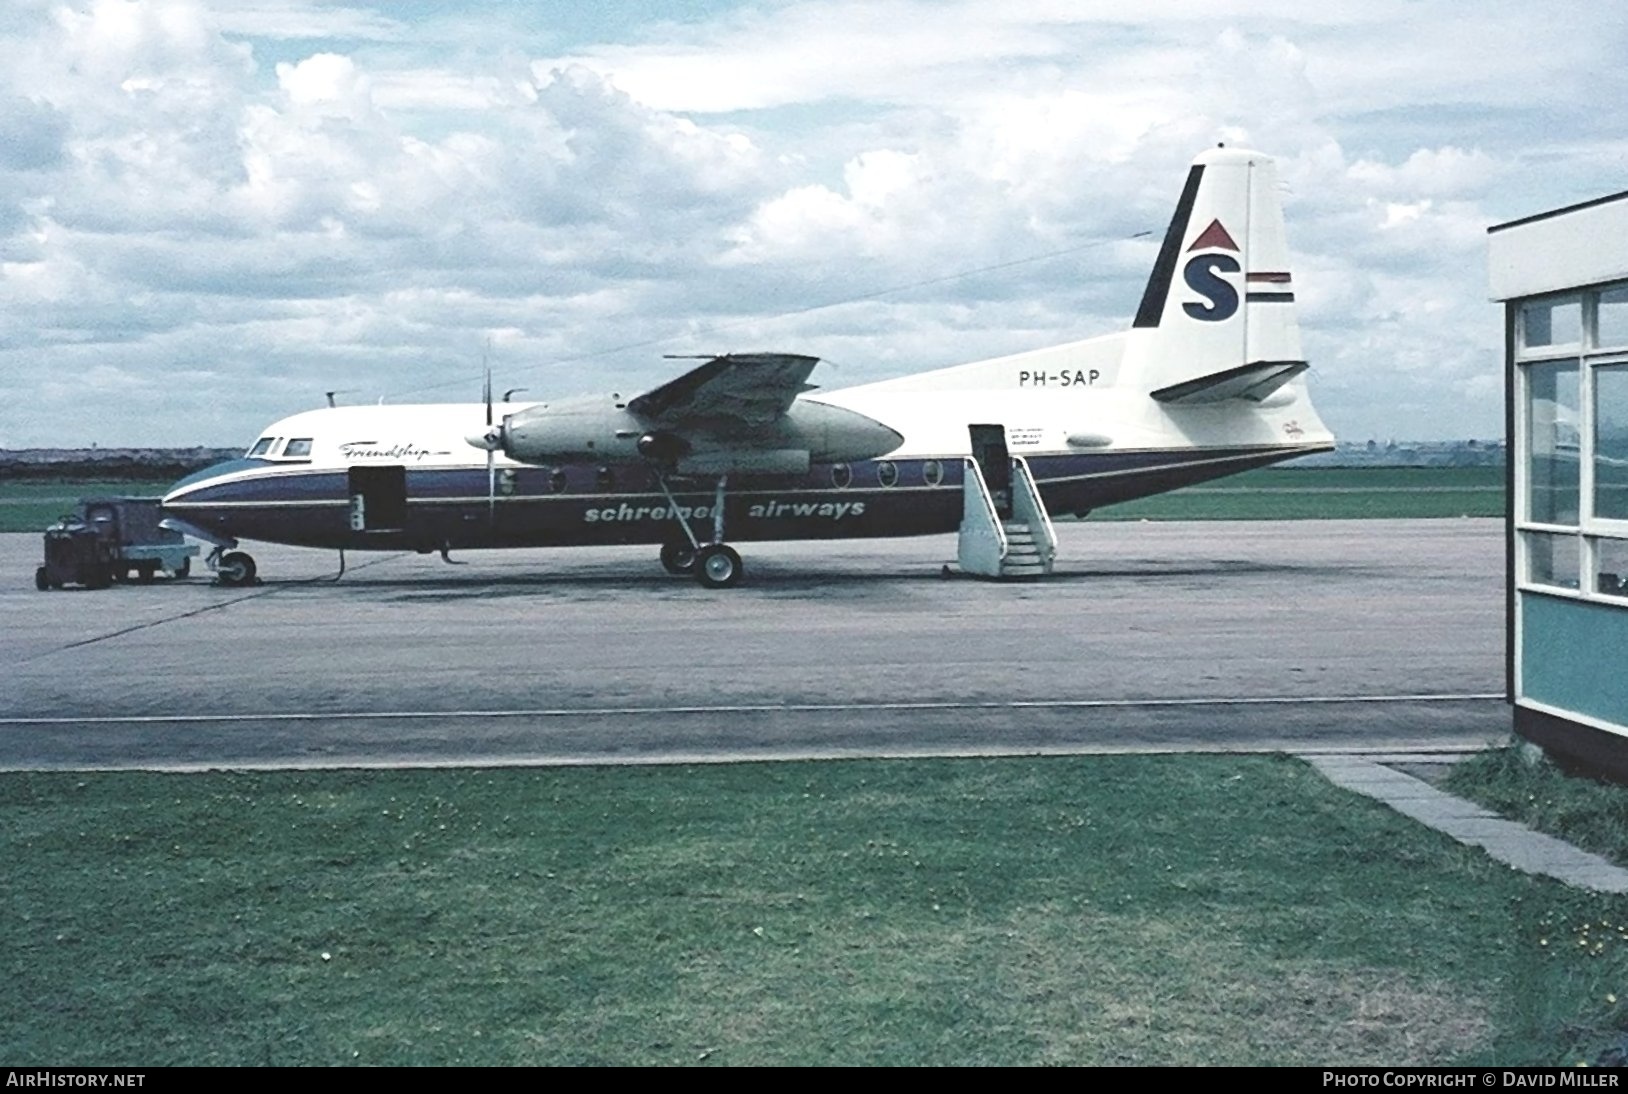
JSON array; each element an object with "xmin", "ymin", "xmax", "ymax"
[{"xmin": 246, "ymin": 557, "xmax": 1345, "ymax": 600}]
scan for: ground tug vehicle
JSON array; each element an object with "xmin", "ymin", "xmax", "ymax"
[{"xmin": 34, "ymin": 497, "xmax": 197, "ymax": 590}]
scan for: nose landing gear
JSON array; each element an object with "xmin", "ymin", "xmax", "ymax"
[{"xmin": 208, "ymin": 546, "xmax": 259, "ymax": 587}]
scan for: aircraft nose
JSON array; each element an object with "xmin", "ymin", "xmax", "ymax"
[{"xmin": 163, "ymin": 458, "xmax": 255, "ymax": 505}]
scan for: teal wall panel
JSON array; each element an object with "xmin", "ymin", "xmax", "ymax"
[{"xmin": 1521, "ymin": 591, "xmax": 1628, "ymax": 726}]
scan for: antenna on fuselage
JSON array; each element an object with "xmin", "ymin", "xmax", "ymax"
[{"xmin": 325, "ymin": 389, "xmax": 356, "ymax": 408}]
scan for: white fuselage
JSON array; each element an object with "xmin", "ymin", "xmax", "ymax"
[{"xmin": 161, "ymin": 327, "xmax": 1331, "ymax": 554}]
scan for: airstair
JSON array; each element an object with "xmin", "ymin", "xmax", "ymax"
[{"xmin": 957, "ymin": 455, "xmax": 1057, "ymax": 580}]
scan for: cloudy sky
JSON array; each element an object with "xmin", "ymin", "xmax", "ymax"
[{"xmin": 0, "ymin": 0, "xmax": 1623, "ymax": 448}]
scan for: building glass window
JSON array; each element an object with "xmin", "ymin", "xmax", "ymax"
[
  {"xmin": 1525, "ymin": 530, "xmax": 1580, "ymax": 590},
  {"xmin": 1592, "ymin": 537, "xmax": 1628, "ymax": 598},
  {"xmin": 1595, "ymin": 363, "xmax": 1628, "ymax": 522},
  {"xmin": 1526, "ymin": 359, "xmax": 1580, "ymax": 526},
  {"xmin": 1522, "ymin": 297, "xmax": 1582, "ymax": 350},
  {"xmin": 1514, "ymin": 283, "xmax": 1628, "ymax": 603},
  {"xmin": 1600, "ymin": 287, "xmax": 1628, "ymax": 351}
]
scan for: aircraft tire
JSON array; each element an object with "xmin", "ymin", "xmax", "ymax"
[
  {"xmin": 174, "ymin": 559, "xmax": 191, "ymax": 579},
  {"xmin": 660, "ymin": 540, "xmax": 697, "ymax": 575},
  {"xmin": 137, "ymin": 562, "xmax": 157, "ymax": 583},
  {"xmin": 218, "ymin": 550, "xmax": 257, "ymax": 587},
  {"xmin": 694, "ymin": 544, "xmax": 742, "ymax": 589},
  {"xmin": 34, "ymin": 566, "xmax": 49, "ymax": 591}
]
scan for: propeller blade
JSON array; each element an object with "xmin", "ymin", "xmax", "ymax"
[{"xmin": 482, "ymin": 362, "xmax": 496, "ymax": 525}]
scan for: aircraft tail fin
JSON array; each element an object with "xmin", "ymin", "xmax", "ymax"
[{"xmin": 1122, "ymin": 147, "xmax": 1306, "ymax": 398}]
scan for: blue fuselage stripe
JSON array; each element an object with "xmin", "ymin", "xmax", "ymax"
[{"xmin": 162, "ymin": 446, "xmax": 1322, "ymax": 550}]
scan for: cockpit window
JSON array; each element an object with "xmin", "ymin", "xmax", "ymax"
[
  {"xmin": 283, "ymin": 438, "xmax": 313, "ymax": 458},
  {"xmin": 247, "ymin": 437, "xmax": 276, "ymax": 457}
]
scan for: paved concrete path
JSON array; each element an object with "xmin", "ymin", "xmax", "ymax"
[{"xmin": 1304, "ymin": 753, "xmax": 1628, "ymax": 894}]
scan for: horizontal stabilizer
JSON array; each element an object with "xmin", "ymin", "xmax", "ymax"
[{"xmin": 1149, "ymin": 360, "xmax": 1308, "ymax": 405}]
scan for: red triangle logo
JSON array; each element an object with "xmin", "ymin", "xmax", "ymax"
[{"xmin": 1186, "ymin": 219, "xmax": 1239, "ymax": 253}]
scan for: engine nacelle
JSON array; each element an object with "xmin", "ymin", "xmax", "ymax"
[
  {"xmin": 776, "ymin": 400, "xmax": 903, "ymax": 462},
  {"xmin": 496, "ymin": 392, "xmax": 902, "ymax": 469},
  {"xmin": 501, "ymin": 395, "xmax": 645, "ymax": 463}
]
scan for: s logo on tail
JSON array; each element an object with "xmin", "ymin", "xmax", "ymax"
[
  {"xmin": 1182, "ymin": 252, "xmax": 1240, "ymax": 322},
  {"xmin": 1181, "ymin": 217, "xmax": 1241, "ymax": 323}
]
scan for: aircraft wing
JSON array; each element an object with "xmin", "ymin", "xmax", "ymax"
[{"xmin": 628, "ymin": 353, "xmax": 820, "ymax": 428}]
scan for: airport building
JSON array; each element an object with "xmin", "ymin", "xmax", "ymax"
[{"xmin": 1491, "ymin": 190, "xmax": 1628, "ymax": 776}]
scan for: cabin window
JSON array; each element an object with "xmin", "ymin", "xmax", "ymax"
[
  {"xmin": 831, "ymin": 463, "xmax": 851, "ymax": 489},
  {"xmin": 922, "ymin": 459, "xmax": 943, "ymax": 486},
  {"xmin": 876, "ymin": 460, "xmax": 899, "ymax": 488},
  {"xmin": 596, "ymin": 466, "xmax": 615, "ymax": 491},
  {"xmin": 247, "ymin": 437, "xmax": 276, "ymax": 457},
  {"xmin": 548, "ymin": 468, "xmax": 567, "ymax": 493},
  {"xmin": 283, "ymin": 438, "xmax": 313, "ymax": 458}
]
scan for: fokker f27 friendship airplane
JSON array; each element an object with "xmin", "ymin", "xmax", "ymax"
[{"xmin": 162, "ymin": 146, "xmax": 1334, "ymax": 588}]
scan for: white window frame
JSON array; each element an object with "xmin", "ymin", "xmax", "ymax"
[
  {"xmin": 1515, "ymin": 281, "xmax": 1628, "ymax": 603},
  {"xmin": 1586, "ymin": 355, "xmax": 1628, "ymax": 535}
]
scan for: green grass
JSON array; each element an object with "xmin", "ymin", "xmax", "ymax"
[
  {"xmin": 1442, "ymin": 746, "xmax": 1628, "ymax": 1062},
  {"xmin": 1446, "ymin": 748, "xmax": 1628, "ymax": 870},
  {"xmin": 1095, "ymin": 466, "xmax": 1505, "ymax": 521},
  {"xmin": 3, "ymin": 755, "xmax": 1623, "ymax": 1065},
  {"xmin": 0, "ymin": 481, "xmax": 172, "ymax": 533}
]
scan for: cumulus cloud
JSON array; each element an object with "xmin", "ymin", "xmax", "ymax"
[
  {"xmin": 0, "ymin": 0, "xmax": 1624, "ymax": 445},
  {"xmin": 0, "ymin": 95, "xmax": 68, "ymax": 170},
  {"xmin": 1349, "ymin": 147, "xmax": 1500, "ymax": 198}
]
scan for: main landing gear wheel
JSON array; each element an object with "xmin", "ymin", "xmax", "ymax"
[
  {"xmin": 660, "ymin": 539, "xmax": 697, "ymax": 575},
  {"xmin": 652, "ymin": 471, "xmax": 743, "ymax": 589},
  {"xmin": 217, "ymin": 550, "xmax": 257, "ymax": 587},
  {"xmin": 694, "ymin": 543, "xmax": 742, "ymax": 589},
  {"xmin": 34, "ymin": 566, "xmax": 48, "ymax": 591}
]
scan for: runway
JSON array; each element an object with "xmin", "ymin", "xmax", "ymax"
[{"xmin": 0, "ymin": 519, "xmax": 1509, "ymax": 770}]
